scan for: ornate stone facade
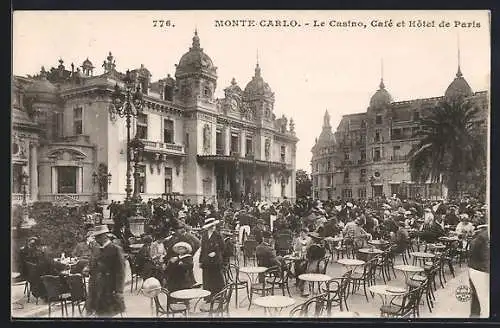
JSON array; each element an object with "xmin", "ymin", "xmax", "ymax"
[
  {"xmin": 311, "ymin": 66, "xmax": 488, "ymax": 201},
  {"xmin": 12, "ymin": 31, "xmax": 298, "ymax": 205}
]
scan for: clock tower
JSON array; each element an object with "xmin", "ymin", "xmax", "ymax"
[{"xmin": 174, "ymin": 30, "xmax": 218, "ymax": 110}]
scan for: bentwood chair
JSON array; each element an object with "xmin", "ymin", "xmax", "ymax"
[
  {"xmin": 199, "ymin": 284, "xmax": 233, "ymax": 317},
  {"xmin": 222, "ymin": 263, "xmax": 249, "ymax": 308},
  {"xmin": 41, "ymin": 275, "xmax": 71, "ymax": 317},
  {"xmin": 153, "ymin": 288, "xmax": 187, "ymax": 318}
]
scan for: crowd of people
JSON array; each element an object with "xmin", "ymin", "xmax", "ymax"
[{"xmin": 16, "ymin": 193, "xmax": 489, "ymax": 317}]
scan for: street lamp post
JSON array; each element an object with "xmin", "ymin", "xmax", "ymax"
[
  {"xmin": 109, "ymin": 70, "xmax": 145, "ymax": 201},
  {"xmin": 20, "ymin": 171, "xmax": 28, "ymax": 207},
  {"xmin": 129, "ymin": 135, "xmax": 145, "ymax": 204}
]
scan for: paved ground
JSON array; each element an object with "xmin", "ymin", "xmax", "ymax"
[{"xmin": 11, "ymin": 254, "xmax": 472, "ymax": 319}]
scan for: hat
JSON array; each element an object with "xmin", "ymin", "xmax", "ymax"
[
  {"xmin": 346, "ymin": 202, "xmax": 353, "ymax": 208},
  {"xmin": 178, "ymin": 211, "xmax": 187, "ymax": 219},
  {"xmin": 404, "ymin": 211, "xmax": 412, "ymax": 216},
  {"xmin": 410, "ymin": 207, "xmax": 417, "ymax": 213},
  {"xmin": 382, "ymin": 204, "xmax": 391, "ymax": 210},
  {"xmin": 172, "ymin": 242, "xmax": 193, "ymax": 254},
  {"xmin": 91, "ymin": 225, "xmax": 110, "ymax": 237},
  {"xmin": 424, "ymin": 208, "xmax": 432, "ymax": 212},
  {"xmin": 481, "ymin": 205, "xmax": 488, "ymax": 210},
  {"xmin": 28, "ymin": 236, "xmax": 39, "ymax": 244},
  {"xmin": 202, "ymin": 217, "xmax": 220, "ymax": 229},
  {"xmin": 460, "ymin": 213, "xmax": 470, "ymax": 221},
  {"xmin": 476, "ymin": 224, "xmax": 488, "ymax": 230}
]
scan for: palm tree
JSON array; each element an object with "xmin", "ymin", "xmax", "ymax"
[{"xmin": 407, "ymin": 98, "xmax": 486, "ymax": 199}]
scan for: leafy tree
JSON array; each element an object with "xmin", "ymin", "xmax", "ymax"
[
  {"xmin": 296, "ymin": 169, "xmax": 312, "ymax": 199},
  {"xmin": 407, "ymin": 98, "xmax": 486, "ymax": 199}
]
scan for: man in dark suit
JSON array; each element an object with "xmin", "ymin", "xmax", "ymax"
[
  {"xmin": 199, "ymin": 218, "xmax": 225, "ymax": 297},
  {"xmin": 256, "ymin": 231, "xmax": 283, "ymax": 269},
  {"xmin": 86, "ymin": 225, "xmax": 126, "ymax": 317},
  {"xmin": 164, "ymin": 219, "xmax": 201, "ymax": 260}
]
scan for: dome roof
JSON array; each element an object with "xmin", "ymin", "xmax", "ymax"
[
  {"xmin": 176, "ymin": 31, "xmax": 217, "ymax": 77},
  {"xmin": 82, "ymin": 58, "xmax": 94, "ymax": 68},
  {"xmin": 313, "ymin": 110, "xmax": 336, "ymax": 150},
  {"xmin": 369, "ymin": 79, "xmax": 393, "ymax": 108},
  {"xmin": 244, "ymin": 64, "xmax": 273, "ymax": 97},
  {"xmin": 445, "ymin": 67, "xmax": 473, "ymax": 99},
  {"xmin": 25, "ymin": 67, "xmax": 58, "ymax": 103}
]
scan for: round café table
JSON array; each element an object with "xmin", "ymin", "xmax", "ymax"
[
  {"xmin": 394, "ymin": 264, "xmax": 424, "ymax": 286},
  {"xmin": 239, "ymin": 266, "xmax": 268, "ymax": 306},
  {"xmin": 368, "ymin": 239, "xmax": 389, "ymax": 249},
  {"xmin": 54, "ymin": 258, "xmax": 79, "ymax": 274},
  {"xmin": 337, "ymin": 258, "xmax": 365, "ymax": 274},
  {"xmin": 426, "ymin": 243, "xmax": 446, "ymax": 253},
  {"xmin": 170, "ymin": 288, "xmax": 211, "ymax": 316},
  {"xmin": 369, "ymin": 284, "xmax": 406, "ymax": 307},
  {"xmin": 358, "ymin": 248, "xmax": 383, "ymax": 261},
  {"xmin": 253, "ymin": 295, "xmax": 295, "ymax": 316},
  {"xmin": 410, "ymin": 252, "xmax": 435, "ymax": 266},
  {"xmin": 298, "ymin": 273, "xmax": 332, "ymax": 296}
]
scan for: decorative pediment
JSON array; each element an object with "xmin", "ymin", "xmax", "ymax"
[{"xmin": 47, "ymin": 148, "xmax": 86, "ymax": 161}]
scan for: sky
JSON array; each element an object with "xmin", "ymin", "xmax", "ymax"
[{"xmin": 13, "ymin": 10, "xmax": 490, "ymax": 172}]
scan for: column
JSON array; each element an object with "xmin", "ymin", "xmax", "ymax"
[
  {"xmin": 224, "ymin": 126, "xmax": 230, "ymax": 156},
  {"xmin": 29, "ymin": 142, "xmax": 38, "ymax": 201},
  {"xmin": 240, "ymin": 130, "xmax": 246, "ymax": 157},
  {"xmin": 51, "ymin": 167, "xmax": 58, "ymax": 194},
  {"xmin": 77, "ymin": 167, "xmax": 83, "ymax": 194}
]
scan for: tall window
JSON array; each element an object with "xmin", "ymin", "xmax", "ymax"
[
  {"xmin": 163, "ymin": 119, "xmax": 174, "ymax": 143},
  {"xmin": 391, "ymin": 128, "xmax": 402, "ymax": 140},
  {"xmin": 342, "ymin": 189, "xmax": 352, "ymax": 199},
  {"xmin": 374, "ymin": 148, "xmax": 381, "ymax": 162},
  {"xmin": 361, "ymin": 120, "xmax": 366, "ymax": 128},
  {"xmin": 280, "ymin": 145, "xmax": 286, "ymax": 162},
  {"xmin": 216, "ymin": 130, "xmax": 224, "ymax": 155},
  {"xmin": 327, "ymin": 160, "xmax": 331, "ymax": 172},
  {"xmin": 203, "ymin": 87, "xmax": 211, "ymax": 97},
  {"xmin": 185, "ymin": 133, "xmax": 189, "ymax": 149},
  {"xmin": 53, "ymin": 112, "xmax": 63, "ymax": 139},
  {"xmin": 164, "ymin": 167, "xmax": 172, "ymax": 194},
  {"xmin": 360, "ymin": 169, "xmax": 367, "ymax": 182},
  {"xmin": 230, "ymin": 133, "xmax": 239, "ymax": 154},
  {"xmin": 136, "ymin": 113, "xmax": 148, "ymax": 139},
  {"xmin": 12, "ymin": 164, "xmax": 23, "ymax": 193},
  {"xmin": 246, "ymin": 136, "xmax": 253, "ymax": 156},
  {"xmin": 344, "ymin": 170, "xmax": 350, "ymax": 183},
  {"xmin": 391, "ymin": 184, "xmax": 400, "ymax": 196},
  {"xmin": 360, "ymin": 150, "xmax": 366, "ymax": 161},
  {"xmin": 375, "ymin": 115, "xmax": 382, "ymax": 125},
  {"xmin": 358, "ymin": 187, "xmax": 366, "ymax": 199},
  {"xmin": 73, "ymin": 107, "xmax": 83, "ymax": 135},
  {"xmin": 375, "ymin": 130, "xmax": 381, "ymax": 142},
  {"xmin": 360, "ymin": 134, "xmax": 366, "ymax": 144},
  {"xmin": 57, "ymin": 166, "xmax": 77, "ymax": 194},
  {"xmin": 164, "ymin": 85, "xmax": 174, "ymax": 101},
  {"xmin": 344, "ymin": 152, "xmax": 350, "ymax": 160},
  {"xmin": 413, "ymin": 111, "xmax": 420, "ymax": 121},
  {"xmin": 392, "ymin": 145, "xmax": 401, "ymax": 160}
]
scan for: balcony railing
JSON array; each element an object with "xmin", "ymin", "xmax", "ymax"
[
  {"xmin": 373, "ymin": 157, "xmax": 382, "ymax": 162},
  {"xmin": 390, "ymin": 154, "xmax": 409, "ymax": 161},
  {"xmin": 358, "ymin": 159, "xmax": 366, "ymax": 165},
  {"xmin": 141, "ymin": 139, "xmax": 185, "ymax": 154}
]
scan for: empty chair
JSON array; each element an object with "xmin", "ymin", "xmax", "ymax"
[
  {"xmin": 222, "ymin": 263, "xmax": 249, "ymax": 308},
  {"xmin": 242, "ymin": 240, "xmax": 258, "ymax": 266},
  {"xmin": 41, "ymin": 275, "xmax": 71, "ymax": 317},
  {"xmin": 199, "ymin": 284, "xmax": 233, "ymax": 317},
  {"xmin": 153, "ymin": 288, "xmax": 187, "ymax": 317},
  {"xmin": 67, "ymin": 273, "xmax": 87, "ymax": 316}
]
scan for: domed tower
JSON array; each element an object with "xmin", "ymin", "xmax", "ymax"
[
  {"xmin": 81, "ymin": 58, "xmax": 94, "ymax": 77},
  {"xmin": 24, "ymin": 66, "xmax": 60, "ymax": 141},
  {"xmin": 174, "ymin": 30, "xmax": 218, "ymax": 107},
  {"xmin": 444, "ymin": 65, "xmax": 473, "ymax": 101},
  {"xmin": 243, "ymin": 61, "xmax": 275, "ymax": 122},
  {"xmin": 313, "ymin": 110, "xmax": 336, "ymax": 151},
  {"xmin": 369, "ymin": 79, "xmax": 393, "ymax": 110},
  {"xmin": 367, "ymin": 75, "xmax": 393, "ymax": 153}
]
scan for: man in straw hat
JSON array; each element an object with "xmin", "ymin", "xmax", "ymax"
[
  {"xmin": 165, "ymin": 242, "xmax": 196, "ymax": 292},
  {"xmin": 199, "ymin": 217, "xmax": 225, "ymax": 297},
  {"xmin": 86, "ymin": 225, "xmax": 126, "ymax": 317}
]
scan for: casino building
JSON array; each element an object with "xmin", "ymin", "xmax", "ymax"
[
  {"xmin": 311, "ymin": 63, "xmax": 488, "ymax": 201},
  {"xmin": 11, "ymin": 31, "xmax": 298, "ymax": 206}
]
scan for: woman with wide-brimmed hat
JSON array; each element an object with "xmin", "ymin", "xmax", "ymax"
[
  {"xmin": 199, "ymin": 217, "xmax": 225, "ymax": 297},
  {"xmin": 165, "ymin": 242, "xmax": 197, "ymax": 292}
]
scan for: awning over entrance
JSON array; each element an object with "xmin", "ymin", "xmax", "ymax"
[{"xmin": 197, "ymin": 155, "xmax": 291, "ymax": 170}]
